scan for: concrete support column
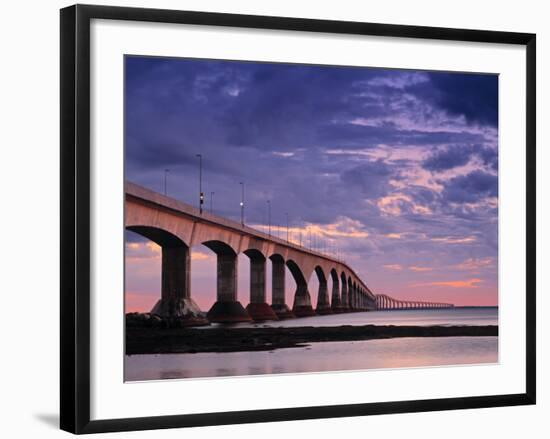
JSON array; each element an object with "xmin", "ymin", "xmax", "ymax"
[
  {"xmin": 249, "ymin": 257, "xmax": 266, "ymax": 303},
  {"xmin": 218, "ymin": 252, "xmax": 237, "ymax": 301},
  {"xmin": 316, "ymin": 276, "xmax": 332, "ymax": 315},
  {"xmin": 331, "ymin": 277, "xmax": 343, "ymax": 312},
  {"xmin": 162, "ymin": 246, "xmax": 189, "ymax": 301},
  {"xmin": 246, "ymin": 256, "xmax": 278, "ymax": 321},
  {"xmin": 292, "ymin": 282, "xmax": 316, "ymax": 317},
  {"xmin": 341, "ymin": 280, "xmax": 349, "ymax": 312},
  {"xmin": 270, "ymin": 257, "xmax": 294, "ymax": 319},
  {"xmin": 207, "ymin": 251, "xmax": 251, "ymax": 323},
  {"xmin": 151, "ymin": 245, "xmax": 207, "ymax": 325}
]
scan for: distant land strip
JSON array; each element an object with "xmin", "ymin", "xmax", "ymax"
[{"xmin": 126, "ymin": 325, "xmax": 498, "ymax": 355}]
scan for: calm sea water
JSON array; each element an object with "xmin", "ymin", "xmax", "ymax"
[
  {"xmin": 125, "ymin": 307, "xmax": 498, "ymax": 382},
  {"xmin": 212, "ymin": 306, "xmax": 498, "ymax": 329}
]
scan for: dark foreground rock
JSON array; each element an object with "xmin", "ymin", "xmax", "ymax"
[
  {"xmin": 126, "ymin": 324, "xmax": 498, "ymax": 355},
  {"xmin": 126, "ymin": 312, "xmax": 210, "ymax": 329}
]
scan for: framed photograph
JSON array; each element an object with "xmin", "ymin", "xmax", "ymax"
[{"xmin": 60, "ymin": 4, "xmax": 536, "ymax": 434}]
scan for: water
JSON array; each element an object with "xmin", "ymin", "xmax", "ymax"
[
  {"xmin": 125, "ymin": 308, "xmax": 498, "ymax": 382},
  {"xmin": 211, "ymin": 307, "xmax": 498, "ymax": 329}
]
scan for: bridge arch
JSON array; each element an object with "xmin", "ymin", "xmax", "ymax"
[
  {"xmin": 288, "ymin": 259, "xmax": 316, "ymax": 317},
  {"xmin": 125, "ymin": 225, "xmax": 206, "ymax": 323},
  {"xmin": 347, "ymin": 277, "xmax": 354, "ymax": 310},
  {"xmin": 268, "ymin": 254, "xmax": 294, "ymax": 319},
  {"xmin": 242, "ymin": 249, "xmax": 278, "ymax": 321},
  {"xmin": 314, "ymin": 265, "xmax": 332, "ymax": 314},
  {"xmin": 127, "ymin": 225, "xmax": 185, "ymax": 248},
  {"xmin": 330, "ymin": 268, "xmax": 342, "ymax": 312},
  {"xmin": 340, "ymin": 272, "xmax": 349, "ymax": 311},
  {"xmin": 202, "ymin": 240, "xmax": 251, "ymax": 323}
]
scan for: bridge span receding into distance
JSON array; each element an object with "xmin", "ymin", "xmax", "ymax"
[{"xmin": 125, "ymin": 181, "xmax": 453, "ymax": 325}]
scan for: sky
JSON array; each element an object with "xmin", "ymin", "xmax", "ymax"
[{"xmin": 124, "ymin": 55, "xmax": 498, "ymax": 312}]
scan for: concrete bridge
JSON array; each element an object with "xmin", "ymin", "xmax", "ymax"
[
  {"xmin": 126, "ymin": 182, "xmax": 378, "ymax": 324},
  {"xmin": 375, "ymin": 294, "xmax": 454, "ymax": 310}
]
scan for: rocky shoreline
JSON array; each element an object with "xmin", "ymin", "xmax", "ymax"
[{"xmin": 126, "ymin": 324, "xmax": 498, "ymax": 355}]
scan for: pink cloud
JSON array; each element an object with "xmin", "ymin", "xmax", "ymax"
[
  {"xmin": 413, "ymin": 278, "xmax": 483, "ymax": 288},
  {"xmin": 409, "ymin": 266, "xmax": 433, "ymax": 272},
  {"xmin": 383, "ymin": 264, "xmax": 403, "ymax": 271},
  {"xmin": 456, "ymin": 257, "xmax": 494, "ymax": 270},
  {"xmin": 431, "ymin": 236, "xmax": 477, "ymax": 244}
]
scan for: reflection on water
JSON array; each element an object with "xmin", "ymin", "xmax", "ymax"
[
  {"xmin": 125, "ymin": 336, "xmax": 498, "ymax": 381},
  {"xmin": 206, "ymin": 307, "xmax": 498, "ymax": 329},
  {"xmin": 125, "ymin": 308, "xmax": 498, "ymax": 381}
]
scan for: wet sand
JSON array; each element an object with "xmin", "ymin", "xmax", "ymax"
[{"xmin": 126, "ymin": 324, "xmax": 498, "ymax": 355}]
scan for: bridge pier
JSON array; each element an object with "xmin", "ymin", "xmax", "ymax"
[
  {"xmin": 340, "ymin": 278, "xmax": 349, "ymax": 312},
  {"xmin": 270, "ymin": 256, "xmax": 295, "ymax": 319},
  {"xmin": 348, "ymin": 277, "xmax": 355, "ymax": 312},
  {"xmin": 245, "ymin": 252, "xmax": 278, "ymax": 321},
  {"xmin": 315, "ymin": 275, "xmax": 332, "ymax": 315},
  {"xmin": 331, "ymin": 273, "xmax": 343, "ymax": 313},
  {"xmin": 147, "ymin": 240, "xmax": 208, "ymax": 326},
  {"xmin": 207, "ymin": 249, "xmax": 252, "ymax": 323},
  {"xmin": 292, "ymin": 283, "xmax": 316, "ymax": 317}
]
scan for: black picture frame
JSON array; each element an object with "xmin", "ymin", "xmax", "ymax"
[{"xmin": 60, "ymin": 4, "xmax": 536, "ymax": 434}]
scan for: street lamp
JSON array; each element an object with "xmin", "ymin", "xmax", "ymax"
[
  {"xmin": 163, "ymin": 168, "xmax": 169, "ymax": 196},
  {"xmin": 285, "ymin": 212, "xmax": 289, "ymax": 242},
  {"xmin": 240, "ymin": 182, "xmax": 245, "ymax": 226},
  {"xmin": 210, "ymin": 191, "xmax": 214, "ymax": 214},
  {"xmin": 196, "ymin": 154, "xmax": 203, "ymax": 214},
  {"xmin": 267, "ymin": 200, "xmax": 271, "ymax": 236}
]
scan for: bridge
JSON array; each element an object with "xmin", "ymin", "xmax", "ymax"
[
  {"xmin": 126, "ymin": 182, "xmax": 454, "ymax": 325},
  {"xmin": 375, "ymin": 294, "xmax": 454, "ymax": 310}
]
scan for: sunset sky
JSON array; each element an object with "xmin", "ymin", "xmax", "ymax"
[{"xmin": 124, "ymin": 55, "xmax": 498, "ymax": 312}]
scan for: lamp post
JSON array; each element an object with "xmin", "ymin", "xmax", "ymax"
[
  {"xmin": 285, "ymin": 212, "xmax": 289, "ymax": 242},
  {"xmin": 163, "ymin": 168, "xmax": 169, "ymax": 196},
  {"xmin": 196, "ymin": 154, "xmax": 203, "ymax": 214},
  {"xmin": 267, "ymin": 200, "xmax": 271, "ymax": 236},
  {"xmin": 240, "ymin": 182, "xmax": 245, "ymax": 226},
  {"xmin": 210, "ymin": 191, "xmax": 214, "ymax": 214}
]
